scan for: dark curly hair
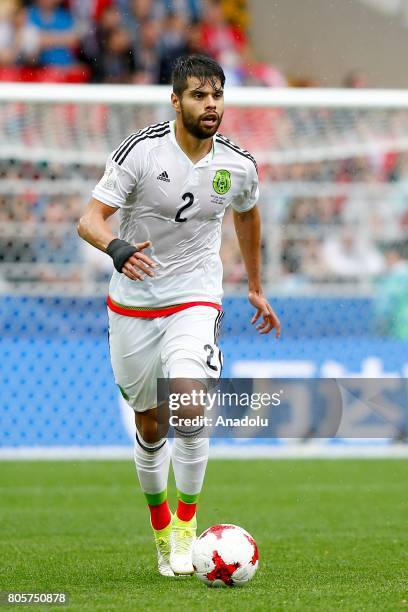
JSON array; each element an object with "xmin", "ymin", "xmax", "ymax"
[{"xmin": 172, "ymin": 54, "xmax": 225, "ymax": 97}]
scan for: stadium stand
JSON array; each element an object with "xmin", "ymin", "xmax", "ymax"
[{"xmin": 0, "ymin": 0, "xmax": 285, "ymax": 85}]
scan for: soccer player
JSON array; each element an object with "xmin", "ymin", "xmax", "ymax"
[{"xmin": 77, "ymin": 54, "xmax": 280, "ymax": 577}]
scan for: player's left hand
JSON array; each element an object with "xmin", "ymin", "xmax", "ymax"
[{"xmin": 248, "ymin": 291, "xmax": 281, "ymax": 338}]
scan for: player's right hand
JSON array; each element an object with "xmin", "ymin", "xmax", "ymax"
[{"xmin": 122, "ymin": 240, "xmax": 157, "ymax": 281}]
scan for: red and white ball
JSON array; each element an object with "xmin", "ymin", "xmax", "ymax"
[{"xmin": 192, "ymin": 524, "xmax": 259, "ymax": 587}]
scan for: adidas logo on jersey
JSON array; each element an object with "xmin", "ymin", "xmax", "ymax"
[{"xmin": 157, "ymin": 170, "xmax": 170, "ymax": 182}]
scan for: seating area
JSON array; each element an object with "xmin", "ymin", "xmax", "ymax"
[{"xmin": 0, "ymin": 0, "xmax": 287, "ymax": 86}]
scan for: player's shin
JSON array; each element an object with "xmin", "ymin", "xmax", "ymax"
[
  {"xmin": 133, "ymin": 430, "xmax": 171, "ymax": 530},
  {"xmin": 170, "ymin": 427, "xmax": 209, "ymax": 575},
  {"xmin": 172, "ymin": 430, "xmax": 209, "ymax": 521},
  {"xmin": 134, "ymin": 430, "xmax": 174, "ymax": 576}
]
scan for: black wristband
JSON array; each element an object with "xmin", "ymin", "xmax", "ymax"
[{"xmin": 106, "ymin": 238, "xmax": 139, "ymax": 273}]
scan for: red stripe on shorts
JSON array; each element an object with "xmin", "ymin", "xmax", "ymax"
[{"xmin": 107, "ymin": 296, "xmax": 222, "ymax": 318}]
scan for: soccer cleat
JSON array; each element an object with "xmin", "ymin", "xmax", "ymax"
[
  {"xmin": 170, "ymin": 514, "xmax": 197, "ymax": 575},
  {"xmin": 152, "ymin": 520, "xmax": 175, "ymax": 577}
]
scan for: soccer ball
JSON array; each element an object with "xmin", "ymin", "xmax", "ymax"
[{"xmin": 192, "ymin": 524, "xmax": 259, "ymax": 587}]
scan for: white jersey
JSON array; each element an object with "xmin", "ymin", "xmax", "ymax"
[{"xmin": 92, "ymin": 120, "xmax": 259, "ymax": 310}]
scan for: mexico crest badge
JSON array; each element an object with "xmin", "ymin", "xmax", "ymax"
[{"xmin": 213, "ymin": 169, "xmax": 231, "ymax": 195}]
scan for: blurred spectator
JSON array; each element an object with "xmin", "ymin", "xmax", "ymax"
[
  {"xmin": 81, "ymin": 4, "xmax": 122, "ymax": 82},
  {"xmin": 0, "ymin": 1, "xmax": 40, "ymax": 66},
  {"xmin": 68, "ymin": 0, "xmax": 113, "ymax": 36},
  {"xmin": 321, "ymin": 227, "xmax": 385, "ymax": 278},
  {"xmin": 28, "ymin": 0, "xmax": 79, "ymax": 67},
  {"xmin": 176, "ymin": 0, "xmax": 203, "ymax": 21},
  {"xmin": 201, "ymin": 0, "xmax": 247, "ymax": 84},
  {"xmin": 281, "ymin": 239, "xmax": 302, "ymax": 277},
  {"xmin": 159, "ymin": 18, "xmax": 205, "ymax": 84},
  {"xmin": 120, "ymin": 0, "xmax": 165, "ymax": 31},
  {"xmin": 131, "ymin": 0, "xmax": 164, "ymax": 21},
  {"xmin": 121, "ymin": 0, "xmax": 201, "ymax": 23},
  {"xmin": 373, "ymin": 246, "xmax": 408, "ymax": 338},
  {"xmin": 35, "ymin": 201, "xmax": 68, "ymax": 262},
  {"xmin": 343, "ymin": 69, "xmax": 369, "ymax": 88},
  {"xmin": 300, "ymin": 238, "xmax": 328, "ymax": 280},
  {"xmin": 81, "ymin": 2, "xmax": 136, "ymax": 85},
  {"xmin": 287, "ymin": 198, "xmax": 321, "ymax": 226},
  {"xmin": 201, "ymin": 0, "xmax": 286, "ymax": 87},
  {"xmin": 184, "ymin": 19, "xmax": 204, "ymax": 54},
  {"xmin": 0, "ymin": 193, "xmax": 37, "ymax": 280},
  {"xmin": 158, "ymin": 11, "xmax": 187, "ymax": 84},
  {"xmin": 34, "ymin": 199, "xmax": 83, "ymax": 282},
  {"xmin": 133, "ymin": 18, "xmax": 160, "ymax": 84},
  {"xmin": 103, "ymin": 26, "xmax": 136, "ymax": 83}
]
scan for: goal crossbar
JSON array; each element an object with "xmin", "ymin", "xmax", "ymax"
[{"xmin": 2, "ymin": 83, "xmax": 408, "ymax": 108}]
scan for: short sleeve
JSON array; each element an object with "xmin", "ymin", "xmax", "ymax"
[
  {"xmin": 92, "ymin": 140, "xmax": 143, "ymax": 208},
  {"xmin": 231, "ymin": 162, "xmax": 259, "ymax": 213}
]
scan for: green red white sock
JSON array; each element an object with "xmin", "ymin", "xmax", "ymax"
[
  {"xmin": 176, "ymin": 490, "xmax": 199, "ymax": 522},
  {"xmin": 145, "ymin": 490, "xmax": 172, "ymax": 531},
  {"xmin": 133, "ymin": 433, "xmax": 171, "ymax": 531},
  {"xmin": 171, "ymin": 435, "xmax": 209, "ymax": 521}
]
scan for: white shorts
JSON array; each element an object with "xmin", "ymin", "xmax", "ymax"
[{"xmin": 108, "ymin": 306, "xmax": 223, "ymax": 412}]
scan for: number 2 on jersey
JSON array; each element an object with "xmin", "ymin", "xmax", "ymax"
[
  {"xmin": 175, "ymin": 192, "xmax": 194, "ymax": 222},
  {"xmin": 204, "ymin": 344, "xmax": 218, "ymax": 372}
]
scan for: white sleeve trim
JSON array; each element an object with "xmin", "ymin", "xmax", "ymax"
[{"xmin": 232, "ymin": 199, "xmax": 258, "ymax": 213}]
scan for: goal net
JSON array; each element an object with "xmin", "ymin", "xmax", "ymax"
[{"xmin": 0, "ymin": 84, "xmax": 407, "ymax": 296}]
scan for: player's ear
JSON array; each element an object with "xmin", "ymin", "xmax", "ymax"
[{"xmin": 171, "ymin": 92, "xmax": 181, "ymax": 113}]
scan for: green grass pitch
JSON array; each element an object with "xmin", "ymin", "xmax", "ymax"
[{"xmin": 0, "ymin": 459, "xmax": 407, "ymax": 611}]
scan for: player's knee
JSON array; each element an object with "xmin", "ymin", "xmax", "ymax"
[
  {"xmin": 135, "ymin": 410, "xmax": 162, "ymax": 444},
  {"xmin": 169, "ymin": 377, "xmax": 207, "ymax": 418}
]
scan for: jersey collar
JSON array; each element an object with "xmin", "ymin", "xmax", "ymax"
[{"xmin": 170, "ymin": 120, "xmax": 216, "ymax": 166}]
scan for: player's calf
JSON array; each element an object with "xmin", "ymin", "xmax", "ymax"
[
  {"xmin": 133, "ymin": 427, "xmax": 174, "ymax": 576},
  {"xmin": 135, "ymin": 403, "xmax": 169, "ymax": 444},
  {"xmin": 170, "ymin": 425, "xmax": 209, "ymax": 575}
]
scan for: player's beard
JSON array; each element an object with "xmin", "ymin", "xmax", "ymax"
[{"xmin": 180, "ymin": 104, "xmax": 223, "ymax": 139}]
